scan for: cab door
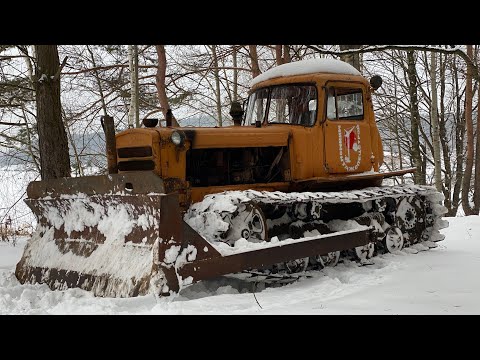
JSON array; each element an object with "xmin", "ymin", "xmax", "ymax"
[{"xmin": 322, "ymin": 83, "xmax": 373, "ymax": 174}]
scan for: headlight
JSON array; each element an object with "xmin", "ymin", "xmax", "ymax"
[{"xmin": 171, "ymin": 131, "xmax": 185, "ymax": 146}]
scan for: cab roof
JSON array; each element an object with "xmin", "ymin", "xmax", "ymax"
[{"xmin": 250, "ymin": 58, "xmax": 361, "ymax": 87}]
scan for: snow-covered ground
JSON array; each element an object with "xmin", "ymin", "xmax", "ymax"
[
  {"xmin": 0, "ymin": 215, "xmax": 478, "ymax": 314},
  {"xmin": 0, "ymin": 166, "xmax": 37, "ymax": 232}
]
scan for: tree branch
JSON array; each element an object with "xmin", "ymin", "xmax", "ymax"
[
  {"xmin": 0, "ymin": 104, "xmax": 22, "ymax": 108},
  {"xmin": 0, "ymin": 121, "xmax": 27, "ymax": 126},
  {"xmin": 307, "ymin": 45, "xmax": 480, "ymax": 80},
  {"xmin": 63, "ymin": 63, "xmax": 157, "ymax": 75},
  {"xmin": 53, "ymin": 56, "xmax": 68, "ymax": 80}
]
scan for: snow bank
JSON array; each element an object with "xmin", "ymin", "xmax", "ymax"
[
  {"xmin": 251, "ymin": 58, "xmax": 362, "ymax": 87},
  {"xmin": 2, "ymin": 216, "xmax": 479, "ymax": 314}
]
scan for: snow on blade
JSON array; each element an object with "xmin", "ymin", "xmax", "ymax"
[{"xmin": 18, "ymin": 194, "xmax": 164, "ymax": 297}]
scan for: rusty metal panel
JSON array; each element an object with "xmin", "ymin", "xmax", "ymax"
[
  {"xmin": 17, "ymin": 182, "xmax": 222, "ymax": 297},
  {"xmin": 183, "ymin": 222, "xmax": 221, "ymax": 261},
  {"xmin": 16, "ymin": 193, "xmax": 166, "ymax": 297},
  {"xmin": 116, "ymin": 128, "xmax": 162, "ymax": 175},
  {"xmin": 27, "ymin": 172, "xmax": 165, "ymax": 198}
]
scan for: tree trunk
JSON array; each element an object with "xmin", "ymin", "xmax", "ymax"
[
  {"xmin": 406, "ymin": 51, "xmax": 424, "ymax": 184},
  {"xmin": 452, "ymin": 56, "xmax": 465, "ymax": 216},
  {"xmin": 155, "ymin": 45, "xmax": 178, "ymax": 126},
  {"xmin": 232, "ymin": 46, "xmax": 238, "ymax": 102},
  {"xmin": 34, "ymin": 45, "xmax": 71, "ymax": 180},
  {"xmin": 128, "ymin": 45, "xmax": 140, "ymax": 128},
  {"xmin": 283, "ymin": 45, "xmax": 291, "ymax": 63},
  {"xmin": 393, "ymin": 57, "xmax": 404, "ymax": 184},
  {"xmin": 474, "ymin": 47, "xmax": 480, "ymax": 213},
  {"xmin": 210, "ymin": 45, "xmax": 223, "ymax": 127},
  {"xmin": 275, "ymin": 45, "xmax": 283, "ymax": 66},
  {"xmin": 462, "ymin": 45, "xmax": 475, "ymax": 215},
  {"xmin": 339, "ymin": 45, "xmax": 361, "ymax": 71},
  {"xmin": 439, "ymin": 52, "xmax": 453, "ymax": 213},
  {"xmin": 430, "ymin": 52, "xmax": 442, "ymax": 192},
  {"xmin": 275, "ymin": 45, "xmax": 291, "ymax": 66},
  {"xmin": 274, "ymin": 45, "xmax": 289, "ymax": 122},
  {"xmin": 475, "ymin": 87, "xmax": 480, "ymax": 212},
  {"xmin": 248, "ymin": 45, "xmax": 261, "ymax": 78},
  {"xmin": 128, "ymin": 45, "xmax": 135, "ymax": 127},
  {"xmin": 134, "ymin": 45, "xmax": 139, "ymax": 128}
]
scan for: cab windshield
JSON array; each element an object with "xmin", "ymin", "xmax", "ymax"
[{"xmin": 244, "ymin": 84, "xmax": 317, "ymax": 126}]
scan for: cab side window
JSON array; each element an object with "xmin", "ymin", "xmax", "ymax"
[
  {"xmin": 245, "ymin": 88, "xmax": 269, "ymax": 125},
  {"xmin": 326, "ymin": 87, "xmax": 364, "ymax": 120}
]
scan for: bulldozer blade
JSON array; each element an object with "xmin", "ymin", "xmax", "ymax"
[
  {"xmin": 178, "ymin": 227, "xmax": 376, "ymax": 284},
  {"xmin": 15, "ymin": 172, "xmax": 181, "ymax": 297}
]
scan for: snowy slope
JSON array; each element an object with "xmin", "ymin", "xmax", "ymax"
[{"xmin": 0, "ymin": 216, "xmax": 478, "ymax": 314}]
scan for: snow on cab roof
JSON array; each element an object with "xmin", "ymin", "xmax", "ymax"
[{"xmin": 250, "ymin": 58, "xmax": 362, "ymax": 87}]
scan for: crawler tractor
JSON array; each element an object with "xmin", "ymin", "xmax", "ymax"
[{"xmin": 15, "ymin": 58, "xmax": 448, "ymax": 297}]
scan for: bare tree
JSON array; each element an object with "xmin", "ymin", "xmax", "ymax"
[
  {"xmin": 339, "ymin": 45, "xmax": 361, "ymax": 71},
  {"xmin": 34, "ymin": 45, "xmax": 70, "ymax": 180},
  {"xmin": 451, "ymin": 55, "xmax": 466, "ymax": 215},
  {"xmin": 430, "ymin": 52, "xmax": 442, "ymax": 191},
  {"xmin": 275, "ymin": 45, "xmax": 291, "ymax": 65},
  {"xmin": 128, "ymin": 45, "xmax": 140, "ymax": 128},
  {"xmin": 462, "ymin": 45, "xmax": 475, "ymax": 215},
  {"xmin": 275, "ymin": 45, "xmax": 283, "ymax": 66},
  {"xmin": 209, "ymin": 45, "xmax": 223, "ymax": 126},
  {"xmin": 475, "ymin": 48, "xmax": 480, "ymax": 213},
  {"xmin": 438, "ymin": 52, "xmax": 457, "ymax": 215},
  {"xmin": 155, "ymin": 45, "xmax": 178, "ymax": 126},
  {"xmin": 406, "ymin": 51, "xmax": 425, "ymax": 184},
  {"xmin": 248, "ymin": 45, "xmax": 261, "ymax": 78},
  {"xmin": 232, "ymin": 46, "xmax": 238, "ymax": 102},
  {"xmin": 283, "ymin": 45, "xmax": 291, "ymax": 63}
]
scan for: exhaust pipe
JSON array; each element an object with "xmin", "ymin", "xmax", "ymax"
[{"xmin": 101, "ymin": 115, "xmax": 118, "ymax": 174}]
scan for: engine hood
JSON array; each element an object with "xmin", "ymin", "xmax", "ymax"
[{"xmin": 178, "ymin": 125, "xmax": 291, "ymax": 149}]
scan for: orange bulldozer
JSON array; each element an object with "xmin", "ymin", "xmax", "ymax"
[{"xmin": 16, "ymin": 58, "xmax": 448, "ymax": 297}]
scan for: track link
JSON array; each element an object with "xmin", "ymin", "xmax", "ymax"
[{"xmin": 184, "ymin": 184, "xmax": 448, "ymax": 283}]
